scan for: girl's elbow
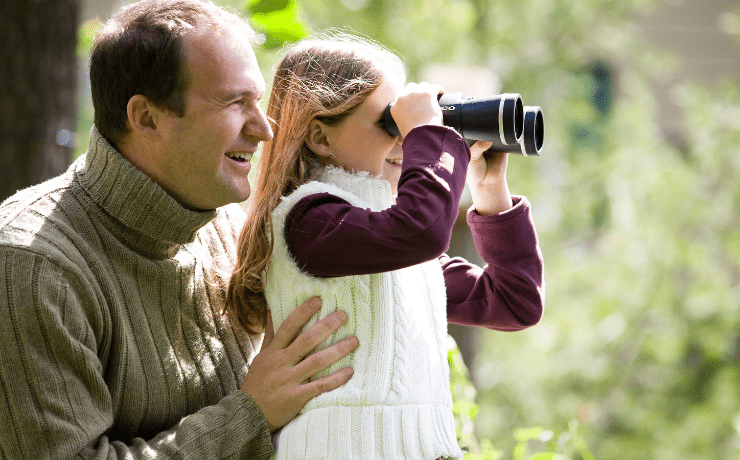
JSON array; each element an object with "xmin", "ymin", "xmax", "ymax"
[
  {"xmin": 403, "ymin": 228, "xmax": 451, "ymax": 262},
  {"xmin": 522, "ymin": 306, "xmax": 544, "ymax": 328},
  {"xmin": 520, "ymin": 291, "xmax": 545, "ymax": 328},
  {"xmin": 425, "ymin": 227, "xmax": 453, "ymax": 258},
  {"xmin": 421, "ymin": 237, "xmax": 450, "ymax": 261}
]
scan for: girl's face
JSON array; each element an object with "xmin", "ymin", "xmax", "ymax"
[{"xmin": 323, "ymin": 76, "xmax": 405, "ymax": 178}]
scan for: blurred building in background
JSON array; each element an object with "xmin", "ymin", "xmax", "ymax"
[{"xmin": 634, "ymin": 0, "xmax": 740, "ymax": 151}]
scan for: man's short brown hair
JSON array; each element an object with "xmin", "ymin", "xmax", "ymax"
[{"xmin": 90, "ymin": 0, "xmax": 256, "ymax": 147}]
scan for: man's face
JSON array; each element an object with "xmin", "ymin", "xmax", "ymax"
[{"xmin": 154, "ymin": 26, "xmax": 272, "ymax": 211}]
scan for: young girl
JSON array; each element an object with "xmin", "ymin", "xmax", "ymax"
[{"xmin": 226, "ymin": 34, "xmax": 544, "ymax": 460}]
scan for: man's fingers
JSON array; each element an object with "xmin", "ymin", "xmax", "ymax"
[
  {"xmin": 260, "ymin": 311, "xmax": 274, "ymax": 349},
  {"xmin": 299, "ymin": 367, "xmax": 355, "ymax": 402},
  {"xmin": 270, "ymin": 297, "xmax": 323, "ymax": 350},
  {"xmin": 242, "ymin": 299, "xmax": 358, "ymax": 433},
  {"xmin": 285, "ymin": 310, "xmax": 349, "ymax": 362},
  {"xmin": 294, "ymin": 336, "xmax": 358, "ymax": 380}
]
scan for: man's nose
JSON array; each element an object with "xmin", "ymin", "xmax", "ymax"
[{"xmin": 243, "ymin": 108, "xmax": 273, "ymax": 142}]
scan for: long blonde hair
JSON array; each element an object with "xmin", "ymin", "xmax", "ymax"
[{"xmin": 225, "ymin": 34, "xmax": 406, "ymax": 335}]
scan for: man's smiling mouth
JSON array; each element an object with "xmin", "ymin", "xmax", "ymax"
[{"xmin": 226, "ymin": 152, "xmax": 253, "ymax": 163}]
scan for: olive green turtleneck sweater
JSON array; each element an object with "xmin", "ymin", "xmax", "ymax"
[{"xmin": 0, "ymin": 128, "xmax": 273, "ymax": 459}]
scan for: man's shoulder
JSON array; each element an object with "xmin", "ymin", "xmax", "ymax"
[
  {"xmin": 209, "ymin": 202, "xmax": 247, "ymax": 238},
  {"xmin": 216, "ymin": 202, "xmax": 247, "ymax": 224},
  {"xmin": 0, "ymin": 168, "xmax": 88, "ymax": 263},
  {"xmin": 190, "ymin": 203, "xmax": 247, "ymax": 262}
]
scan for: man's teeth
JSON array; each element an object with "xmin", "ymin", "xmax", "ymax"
[
  {"xmin": 226, "ymin": 152, "xmax": 252, "ymax": 161},
  {"xmin": 386, "ymin": 158, "xmax": 402, "ymax": 165}
]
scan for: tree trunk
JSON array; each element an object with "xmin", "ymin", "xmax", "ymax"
[{"xmin": 0, "ymin": 0, "xmax": 79, "ymax": 202}]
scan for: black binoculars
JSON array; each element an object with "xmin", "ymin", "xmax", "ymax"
[{"xmin": 383, "ymin": 93, "xmax": 544, "ymax": 156}]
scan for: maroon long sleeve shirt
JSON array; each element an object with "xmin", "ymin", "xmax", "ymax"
[{"xmin": 284, "ymin": 125, "xmax": 544, "ymax": 331}]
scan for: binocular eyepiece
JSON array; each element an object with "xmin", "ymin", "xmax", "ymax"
[{"xmin": 383, "ymin": 92, "xmax": 544, "ymax": 156}]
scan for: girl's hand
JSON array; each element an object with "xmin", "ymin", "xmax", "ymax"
[
  {"xmin": 466, "ymin": 141, "xmax": 513, "ymax": 215},
  {"xmin": 390, "ymin": 82, "xmax": 444, "ymax": 137}
]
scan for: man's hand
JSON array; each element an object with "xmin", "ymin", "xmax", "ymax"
[{"xmin": 240, "ymin": 297, "xmax": 358, "ymax": 432}]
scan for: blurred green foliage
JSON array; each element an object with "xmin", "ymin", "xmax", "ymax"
[
  {"xmin": 450, "ymin": 342, "xmax": 595, "ymax": 459},
  {"xmin": 76, "ymin": 18, "xmax": 101, "ymax": 57},
  {"xmin": 74, "ymin": 0, "xmax": 740, "ymax": 457},
  {"xmin": 246, "ymin": 0, "xmax": 308, "ymax": 48}
]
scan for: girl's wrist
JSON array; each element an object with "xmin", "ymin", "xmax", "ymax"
[{"xmin": 469, "ymin": 180, "xmax": 513, "ymax": 216}]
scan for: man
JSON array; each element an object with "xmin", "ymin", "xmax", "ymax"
[{"xmin": 0, "ymin": 0, "xmax": 357, "ymax": 458}]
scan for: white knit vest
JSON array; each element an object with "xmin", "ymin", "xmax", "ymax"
[{"xmin": 265, "ymin": 167, "xmax": 462, "ymax": 460}]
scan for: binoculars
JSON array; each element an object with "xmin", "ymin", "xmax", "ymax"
[{"xmin": 383, "ymin": 93, "xmax": 544, "ymax": 156}]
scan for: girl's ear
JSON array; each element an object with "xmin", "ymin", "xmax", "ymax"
[{"xmin": 305, "ymin": 119, "xmax": 333, "ymax": 158}]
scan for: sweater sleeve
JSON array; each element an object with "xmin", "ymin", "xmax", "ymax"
[
  {"xmin": 442, "ymin": 196, "xmax": 545, "ymax": 330},
  {"xmin": 0, "ymin": 246, "xmax": 273, "ymax": 460},
  {"xmin": 285, "ymin": 125, "xmax": 471, "ymax": 276}
]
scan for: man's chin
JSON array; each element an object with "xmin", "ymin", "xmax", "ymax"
[
  {"xmin": 203, "ymin": 185, "xmax": 251, "ymax": 210},
  {"xmin": 233, "ymin": 187, "xmax": 251, "ymax": 206}
]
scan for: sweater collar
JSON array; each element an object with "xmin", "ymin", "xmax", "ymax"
[
  {"xmin": 316, "ymin": 165, "xmax": 394, "ymax": 211},
  {"xmin": 75, "ymin": 127, "xmax": 217, "ymax": 256}
]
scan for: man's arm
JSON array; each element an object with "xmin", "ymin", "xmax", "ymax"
[
  {"xmin": 0, "ymin": 247, "xmax": 354, "ymax": 459},
  {"xmin": 0, "ymin": 246, "xmax": 271, "ymax": 459}
]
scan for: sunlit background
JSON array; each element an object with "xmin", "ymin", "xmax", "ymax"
[{"xmin": 7, "ymin": 0, "xmax": 740, "ymax": 458}]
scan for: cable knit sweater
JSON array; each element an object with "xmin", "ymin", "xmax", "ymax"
[
  {"xmin": 0, "ymin": 127, "xmax": 273, "ymax": 459},
  {"xmin": 266, "ymin": 167, "xmax": 462, "ymax": 460}
]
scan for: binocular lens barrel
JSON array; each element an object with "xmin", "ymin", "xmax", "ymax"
[
  {"xmin": 500, "ymin": 106, "xmax": 544, "ymax": 156},
  {"xmin": 439, "ymin": 93, "xmax": 523, "ymax": 146},
  {"xmin": 382, "ymin": 92, "xmax": 544, "ymax": 156}
]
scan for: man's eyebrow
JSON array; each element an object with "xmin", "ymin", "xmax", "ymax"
[{"xmin": 223, "ymin": 88, "xmax": 264, "ymax": 101}]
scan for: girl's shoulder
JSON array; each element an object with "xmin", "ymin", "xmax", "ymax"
[
  {"xmin": 277, "ymin": 166, "xmax": 388, "ymax": 214},
  {"xmin": 273, "ymin": 180, "xmax": 357, "ymax": 219}
]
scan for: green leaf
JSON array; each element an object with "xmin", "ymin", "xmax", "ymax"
[
  {"xmin": 528, "ymin": 453, "xmax": 558, "ymax": 460},
  {"xmin": 77, "ymin": 18, "xmax": 102, "ymax": 57},
  {"xmin": 247, "ymin": 0, "xmax": 308, "ymax": 48},
  {"xmin": 247, "ymin": 0, "xmax": 291, "ymax": 15},
  {"xmin": 515, "ymin": 427, "xmax": 545, "ymax": 442}
]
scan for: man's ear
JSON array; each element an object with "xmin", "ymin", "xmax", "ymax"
[
  {"xmin": 126, "ymin": 95, "xmax": 161, "ymax": 137},
  {"xmin": 305, "ymin": 119, "xmax": 333, "ymax": 158}
]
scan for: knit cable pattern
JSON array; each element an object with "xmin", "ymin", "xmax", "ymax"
[{"xmin": 265, "ymin": 166, "xmax": 462, "ymax": 460}]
